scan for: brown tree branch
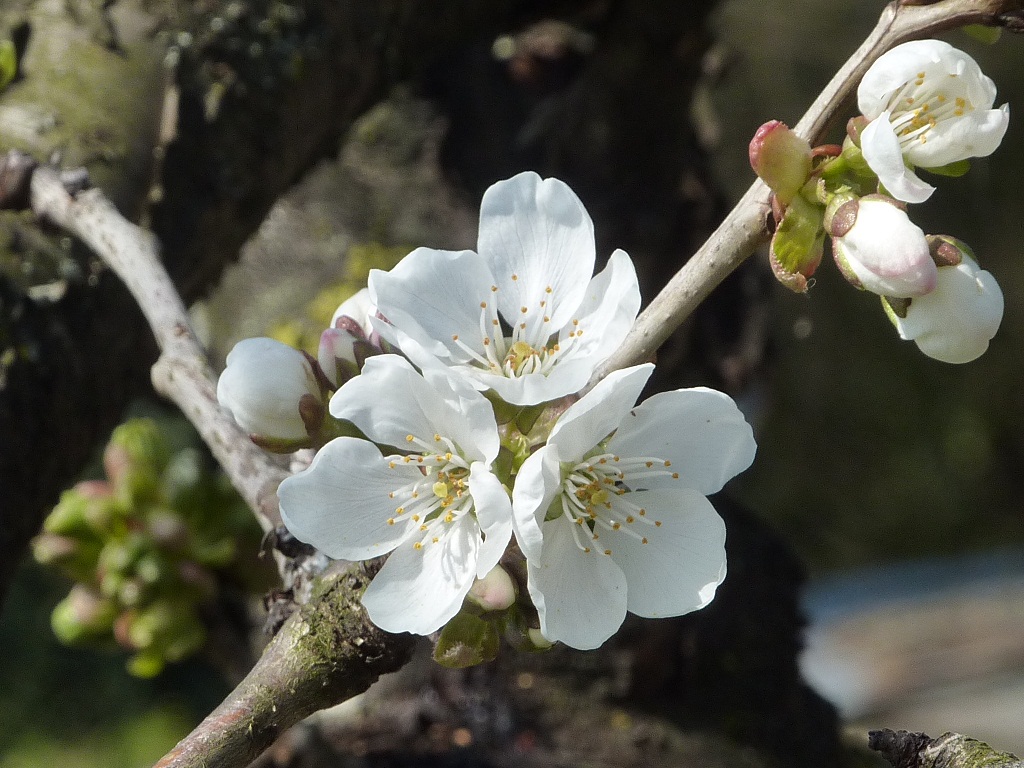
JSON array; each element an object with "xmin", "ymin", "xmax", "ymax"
[
  {"xmin": 595, "ymin": 0, "xmax": 1024, "ymax": 379},
  {"xmin": 153, "ymin": 563, "xmax": 415, "ymax": 768},
  {"xmin": 869, "ymin": 729, "xmax": 1024, "ymax": 768}
]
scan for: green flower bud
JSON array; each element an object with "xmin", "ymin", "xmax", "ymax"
[
  {"xmin": 51, "ymin": 586, "xmax": 117, "ymax": 645},
  {"xmin": 749, "ymin": 120, "xmax": 813, "ymax": 205}
]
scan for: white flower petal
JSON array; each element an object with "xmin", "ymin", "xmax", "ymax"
[
  {"xmin": 858, "ymin": 40, "xmax": 961, "ymax": 118},
  {"xmin": 330, "ymin": 287, "xmax": 375, "ymax": 333},
  {"xmin": 217, "ymin": 338, "xmax": 320, "ymax": 441},
  {"xmin": 547, "ymin": 364, "xmax": 655, "ymax": 462},
  {"xmin": 563, "ymin": 249, "xmax": 642, "ymax": 363},
  {"xmin": 605, "ymin": 489, "xmax": 726, "ymax": 618},
  {"xmin": 369, "ymin": 247, "xmax": 495, "ymax": 365},
  {"xmin": 860, "ymin": 115, "xmax": 935, "ymax": 203},
  {"xmin": 527, "ymin": 517, "xmax": 627, "ymax": 650},
  {"xmin": 469, "ymin": 462, "xmax": 513, "ymax": 577},
  {"xmin": 511, "ymin": 446, "xmax": 561, "ymax": 561},
  {"xmin": 277, "ymin": 437, "xmax": 418, "ymax": 560},
  {"xmin": 608, "ymin": 387, "xmax": 756, "ymax": 495},
  {"xmin": 331, "ymin": 355, "xmax": 497, "ymax": 463},
  {"xmin": 895, "ymin": 255, "xmax": 1004, "ymax": 363},
  {"xmin": 904, "ymin": 104, "xmax": 1009, "ymax": 168},
  {"xmin": 362, "ymin": 515, "xmax": 480, "ymax": 635},
  {"xmin": 478, "ymin": 172, "xmax": 595, "ymax": 332}
]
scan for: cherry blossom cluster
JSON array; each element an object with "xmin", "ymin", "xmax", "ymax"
[
  {"xmin": 217, "ymin": 172, "xmax": 757, "ymax": 655},
  {"xmin": 750, "ymin": 39, "xmax": 1008, "ymax": 364}
]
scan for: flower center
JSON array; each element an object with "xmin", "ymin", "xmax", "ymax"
[
  {"xmin": 384, "ymin": 433, "xmax": 474, "ymax": 550},
  {"xmin": 553, "ymin": 450, "xmax": 680, "ymax": 556},
  {"xmin": 887, "ymin": 71, "xmax": 974, "ymax": 148},
  {"xmin": 449, "ymin": 280, "xmax": 585, "ymax": 379}
]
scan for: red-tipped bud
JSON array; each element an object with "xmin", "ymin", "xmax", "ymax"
[{"xmin": 749, "ymin": 121, "xmax": 813, "ymax": 205}]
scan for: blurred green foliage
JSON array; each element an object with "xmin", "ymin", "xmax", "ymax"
[
  {"xmin": 268, "ymin": 241, "xmax": 408, "ymax": 353},
  {"xmin": 33, "ymin": 416, "xmax": 275, "ymax": 678}
]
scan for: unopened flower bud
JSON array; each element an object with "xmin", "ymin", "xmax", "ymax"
[
  {"xmin": 829, "ymin": 195, "xmax": 936, "ymax": 297},
  {"xmin": 768, "ymin": 195, "xmax": 825, "ymax": 293},
  {"xmin": 317, "ymin": 327, "xmax": 363, "ymax": 387},
  {"xmin": 467, "ymin": 565, "xmax": 517, "ymax": 611},
  {"xmin": 51, "ymin": 585, "xmax": 117, "ymax": 645},
  {"xmin": 885, "ymin": 247, "xmax": 1003, "ymax": 363},
  {"xmin": 749, "ymin": 120, "xmax": 813, "ymax": 205},
  {"xmin": 217, "ymin": 337, "xmax": 325, "ymax": 443}
]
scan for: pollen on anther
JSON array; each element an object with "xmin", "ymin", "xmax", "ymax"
[
  {"xmin": 672, "ymin": 472, "xmax": 679, "ymax": 479},
  {"xmin": 395, "ymin": 506, "xmax": 405, "ymax": 514},
  {"xmin": 583, "ymin": 547, "xmax": 591, "ymax": 553},
  {"xmin": 520, "ymin": 306, "xmax": 528, "ymax": 314},
  {"xmin": 406, "ymin": 435, "xmax": 415, "ymax": 442},
  {"xmin": 452, "ymin": 334, "xmax": 459, "ymax": 341},
  {"xmin": 612, "ymin": 523, "xmax": 621, "ymax": 530},
  {"xmin": 519, "ymin": 322, "xmax": 526, "ymax": 330},
  {"xmin": 641, "ymin": 537, "xmax": 648, "ymax": 545},
  {"xmin": 388, "ymin": 492, "xmax": 395, "ymax": 499},
  {"xmin": 664, "ymin": 460, "xmax": 672, "ymax": 467},
  {"xmin": 645, "ymin": 461, "xmax": 653, "ymax": 468},
  {"xmin": 420, "ymin": 524, "xmax": 428, "ymax": 531},
  {"xmin": 626, "ymin": 516, "xmax": 635, "ymax": 523},
  {"xmin": 483, "ymin": 338, "xmax": 491, "ymax": 346},
  {"xmin": 413, "ymin": 542, "xmax": 423, "ymax": 550},
  {"xmin": 412, "ymin": 514, "xmax": 421, "ymax": 522},
  {"xmin": 432, "ymin": 537, "xmax": 439, "ymax": 543},
  {"xmin": 639, "ymin": 509, "xmax": 647, "ymax": 516},
  {"xmin": 511, "ymin": 274, "xmax": 519, "ymax": 281},
  {"xmin": 655, "ymin": 521, "xmax": 662, "ymax": 527},
  {"xmin": 480, "ymin": 301, "xmax": 487, "ymax": 309},
  {"xmin": 387, "ymin": 518, "xmax": 395, "ymax": 526},
  {"xmin": 603, "ymin": 549, "xmax": 612, "ymax": 556},
  {"xmin": 492, "ymin": 319, "xmax": 500, "ymax": 326}
]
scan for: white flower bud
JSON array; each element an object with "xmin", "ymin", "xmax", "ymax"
[
  {"xmin": 890, "ymin": 254, "xmax": 1003, "ymax": 363},
  {"xmin": 217, "ymin": 338, "xmax": 322, "ymax": 440},
  {"xmin": 467, "ymin": 565, "xmax": 517, "ymax": 612},
  {"xmin": 830, "ymin": 196, "xmax": 936, "ymax": 298}
]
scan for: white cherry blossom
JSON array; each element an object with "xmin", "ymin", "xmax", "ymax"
[
  {"xmin": 830, "ymin": 196, "xmax": 936, "ymax": 298},
  {"xmin": 217, "ymin": 337, "xmax": 321, "ymax": 441},
  {"xmin": 890, "ymin": 253, "xmax": 1003, "ymax": 364},
  {"xmin": 858, "ymin": 39, "xmax": 1009, "ymax": 203},
  {"xmin": 511, "ymin": 364, "xmax": 756, "ymax": 650},
  {"xmin": 277, "ymin": 355, "xmax": 512, "ymax": 635},
  {"xmin": 369, "ymin": 172, "xmax": 640, "ymax": 406}
]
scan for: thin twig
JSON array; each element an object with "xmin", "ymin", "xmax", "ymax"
[
  {"xmin": 596, "ymin": 0, "xmax": 1024, "ymax": 380},
  {"xmin": 30, "ymin": 166, "xmax": 287, "ymax": 534}
]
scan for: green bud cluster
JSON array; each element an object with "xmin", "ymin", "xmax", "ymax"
[{"xmin": 34, "ymin": 417, "xmax": 275, "ymax": 677}]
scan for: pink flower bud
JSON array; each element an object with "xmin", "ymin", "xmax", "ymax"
[{"xmin": 749, "ymin": 121, "xmax": 813, "ymax": 205}]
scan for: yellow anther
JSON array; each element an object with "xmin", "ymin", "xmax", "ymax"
[
  {"xmin": 414, "ymin": 542, "xmax": 423, "ymax": 550},
  {"xmin": 420, "ymin": 524, "xmax": 428, "ymax": 531},
  {"xmin": 480, "ymin": 301, "xmax": 487, "ymax": 309},
  {"xmin": 641, "ymin": 537, "xmax": 648, "ymax": 545},
  {"xmin": 511, "ymin": 273, "xmax": 519, "ymax": 281},
  {"xmin": 412, "ymin": 514, "xmax": 421, "ymax": 522},
  {"xmin": 387, "ymin": 518, "xmax": 395, "ymax": 526},
  {"xmin": 603, "ymin": 549, "xmax": 612, "ymax": 556},
  {"xmin": 655, "ymin": 521, "xmax": 662, "ymax": 527},
  {"xmin": 433, "ymin": 481, "xmax": 449, "ymax": 498},
  {"xmin": 395, "ymin": 506, "xmax": 405, "ymax": 514},
  {"xmin": 444, "ymin": 512, "xmax": 454, "ymax": 523},
  {"xmin": 491, "ymin": 285, "xmax": 498, "ymax": 292},
  {"xmin": 626, "ymin": 516, "xmax": 635, "ymax": 524},
  {"xmin": 583, "ymin": 547, "xmax": 591, "ymax": 553},
  {"xmin": 672, "ymin": 473, "xmax": 679, "ymax": 479},
  {"xmin": 406, "ymin": 435, "xmax": 415, "ymax": 442}
]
